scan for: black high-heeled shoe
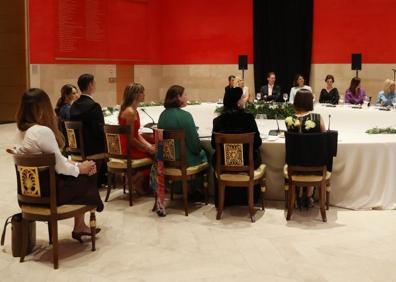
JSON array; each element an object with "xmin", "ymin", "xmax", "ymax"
[
  {"xmin": 304, "ymin": 196, "xmax": 314, "ymax": 209},
  {"xmin": 296, "ymin": 196, "xmax": 303, "ymax": 210},
  {"xmin": 72, "ymin": 228, "xmax": 101, "ymax": 243}
]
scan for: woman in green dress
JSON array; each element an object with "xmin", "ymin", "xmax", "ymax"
[{"xmin": 157, "ymin": 85, "xmax": 208, "ymax": 194}]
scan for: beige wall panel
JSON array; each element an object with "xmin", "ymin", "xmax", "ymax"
[
  {"xmin": 133, "ymin": 65, "xmax": 163, "ymax": 102},
  {"xmin": 311, "ymin": 64, "xmax": 396, "ymax": 101},
  {"xmin": 33, "ymin": 64, "xmax": 117, "ymax": 107},
  {"xmin": 134, "ymin": 64, "xmax": 255, "ymax": 102}
]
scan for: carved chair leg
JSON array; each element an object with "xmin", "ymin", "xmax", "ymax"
[
  {"xmin": 50, "ymin": 219, "xmax": 59, "ymax": 269},
  {"xmin": 248, "ymin": 184, "xmax": 255, "ymax": 223},
  {"xmin": 90, "ymin": 210, "xmax": 96, "ymax": 251},
  {"xmin": 216, "ymin": 183, "xmax": 225, "ymax": 220},
  {"xmin": 182, "ymin": 179, "xmax": 189, "ymax": 216},
  {"xmin": 286, "ymin": 183, "xmax": 295, "ymax": 220},
  {"xmin": 326, "ymin": 190, "xmax": 330, "ymax": 210},
  {"xmin": 48, "ymin": 221, "xmax": 52, "ymax": 244},
  {"xmin": 104, "ymin": 172, "xmax": 113, "ymax": 202},
  {"xmin": 319, "ymin": 182, "xmax": 327, "ymax": 222},
  {"xmin": 203, "ymin": 173, "xmax": 209, "ymax": 205},
  {"xmin": 127, "ymin": 172, "xmax": 133, "ymax": 206},
  {"xmin": 19, "ymin": 218, "xmax": 28, "ymax": 263}
]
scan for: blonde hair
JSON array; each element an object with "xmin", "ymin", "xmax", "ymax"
[
  {"xmin": 233, "ymin": 77, "xmax": 242, "ymax": 87},
  {"xmin": 383, "ymin": 79, "xmax": 396, "ymax": 94}
]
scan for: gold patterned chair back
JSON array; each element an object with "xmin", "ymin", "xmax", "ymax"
[
  {"xmin": 64, "ymin": 121, "xmax": 85, "ymax": 159},
  {"xmin": 223, "ymin": 143, "xmax": 244, "ymax": 167},
  {"xmin": 105, "ymin": 133, "xmax": 122, "ymax": 156},
  {"xmin": 163, "ymin": 139, "xmax": 176, "ymax": 161},
  {"xmin": 161, "ymin": 130, "xmax": 186, "ymax": 168},
  {"xmin": 103, "ymin": 124, "xmax": 131, "ymax": 159},
  {"xmin": 66, "ymin": 128, "xmax": 77, "ymax": 149},
  {"xmin": 214, "ymin": 132, "xmax": 255, "ymax": 175},
  {"xmin": 17, "ymin": 166, "xmax": 42, "ymax": 197},
  {"xmin": 13, "ymin": 153, "xmax": 56, "ymax": 205}
]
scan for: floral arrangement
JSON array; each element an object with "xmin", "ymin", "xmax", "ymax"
[
  {"xmin": 138, "ymin": 100, "xmax": 201, "ymax": 107},
  {"xmin": 365, "ymin": 127, "xmax": 396, "ymax": 134},
  {"xmin": 102, "ymin": 107, "xmax": 115, "ymax": 117},
  {"xmin": 215, "ymin": 101, "xmax": 295, "ymax": 119},
  {"xmin": 285, "ymin": 116, "xmax": 316, "ymax": 131}
]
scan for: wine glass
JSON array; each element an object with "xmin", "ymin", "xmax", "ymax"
[
  {"xmin": 282, "ymin": 93, "xmax": 288, "ymax": 103},
  {"xmin": 363, "ymin": 96, "xmax": 370, "ymax": 108},
  {"xmin": 392, "ymin": 98, "xmax": 396, "ymax": 110},
  {"xmin": 256, "ymin": 93, "xmax": 261, "ymax": 100}
]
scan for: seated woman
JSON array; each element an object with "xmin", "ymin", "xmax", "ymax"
[
  {"xmin": 319, "ymin": 74, "xmax": 339, "ymax": 105},
  {"xmin": 158, "ymin": 85, "xmax": 208, "ymax": 194},
  {"xmin": 285, "ymin": 89, "xmax": 326, "ymax": 208},
  {"xmin": 345, "ymin": 77, "xmax": 366, "ymax": 104},
  {"xmin": 289, "ymin": 74, "xmax": 313, "ymax": 103},
  {"xmin": 211, "ymin": 87, "xmax": 262, "ymax": 206},
  {"xmin": 118, "ymin": 83, "xmax": 155, "ymax": 195},
  {"xmin": 15, "ymin": 88, "xmax": 103, "ymax": 242},
  {"xmin": 55, "ymin": 84, "xmax": 79, "ymax": 122},
  {"xmin": 237, "ymin": 78, "xmax": 252, "ymax": 103},
  {"xmin": 376, "ymin": 79, "xmax": 396, "ymax": 107},
  {"xmin": 54, "ymin": 84, "xmax": 79, "ymax": 145}
]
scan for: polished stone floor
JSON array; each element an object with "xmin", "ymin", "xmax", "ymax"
[{"xmin": 1, "ymin": 123, "xmax": 396, "ymax": 281}]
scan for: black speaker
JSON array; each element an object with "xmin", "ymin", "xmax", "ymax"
[
  {"xmin": 238, "ymin": 55, "xmax": 248, "ymax": 70},
  {"xmin": 351, "ymin": 53, "xmax": 362, "ymax": 70}
]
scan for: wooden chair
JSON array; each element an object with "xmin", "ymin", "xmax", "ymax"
[
  {"xmin": 283, "ymin": 165, "xmax": 331, "ymax": 210},
  {"xmin": 214, "ymin": 132, "xmax": 266, "ymax": 222},
  {"xmin": 103, "ymin": 124, "xmax": 153, "ymax": 206},
  {"xmin": 158, "ymin": 129, "xmax": 209, "ymax": 216},
  {"xmin": 284, "ymin": 131, "xmax": 337, "ymax": 222},
  {"xmin": 64, "ymin": 121, "xmax": 106, "ymax": 161},
  {"xmin": 13, "ymin": 153, "xmax": 97, "ymax": 269}
]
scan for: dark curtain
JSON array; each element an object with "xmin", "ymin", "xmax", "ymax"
[{"xmin": 253, "ymin": 0, "xmax": 313, "ymax": 95}]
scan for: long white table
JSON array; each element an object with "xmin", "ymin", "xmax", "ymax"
[{"xmin": 106, "ymin": 103, "xmax": 396, "ymax": 210}]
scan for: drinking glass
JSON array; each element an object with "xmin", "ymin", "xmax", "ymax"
[
  {"xmin": 283, "ymin": 93, "xmax": 288, "ymax": 103},
  {"xmin": 363, "ymin": 96, "xmax": 370, "ymax": 108},
  {"xmin": 392, "ymin": 98, "xmax": 396, "ymax": 110}
]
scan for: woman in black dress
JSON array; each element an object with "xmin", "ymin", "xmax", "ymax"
[
  {"xmin": 285, "ymin": 89, "xmax": 326, "ymax": 208},
  {"xmin": 319, "ymin": 74, "xmax": 339, "ymax": 105},
  {"xmin": 211, "ymin": 87, "xmax": 262, "ymax": 206}
]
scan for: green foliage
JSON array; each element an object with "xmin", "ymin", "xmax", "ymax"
[
  {"xmin": 365, "ymin": 127, "xmax": 396, "ymax": 134},
  {"xmin": 215, "ymin": 101, "xmax": 295, "ymax": 119}
]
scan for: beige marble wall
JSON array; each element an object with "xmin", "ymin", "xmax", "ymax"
[
  {"xmin": 310, "ymin": 64, "xmax": 396, "ymax": 101},
  {"xmin": 30, "ymin": 63, "xmax": 396, "ymax": 107},
  {"xmin": 29, "ymin": 64, "xmax": 117, "ymax": 107},
  {"xmin": 134, "ymin": 64, "xmax": 255, "ymax": 102}
]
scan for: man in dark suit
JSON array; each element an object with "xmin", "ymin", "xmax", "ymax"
[
  {"xmin": 70, "ymin": 73, "xmax": 106, "ymax": 187},
  {"xmin": 260, "ymin": 72, "xmax": 282, "ymax": 102},
  {"xmin": 224, "ymin": 75, "xmax": 235, "ymax": 94}
]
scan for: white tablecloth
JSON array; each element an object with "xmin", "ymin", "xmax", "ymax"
[{"xmin": 106, "ymin": 103, "xmax": 396, "ymax": 210}]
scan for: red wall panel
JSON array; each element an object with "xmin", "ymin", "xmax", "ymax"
[
  {"xmin": 29, "ymin": 0, "xmax": 396, "ymax": 65},
  {"xmin": 312, "ymin": 0, "xmax": 396, "ymax": 63},
  {"xmin": 159, "ymin": 0, "xmax": 253, "ymax": 64}
]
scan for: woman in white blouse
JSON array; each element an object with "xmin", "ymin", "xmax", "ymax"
[
  {"xmin": 14, "ymin": 88, "xmax": 103, "ymax": 242},
  {"xmin": 289, "ymin": 74, "xmax": 313, "ymax": 103}
]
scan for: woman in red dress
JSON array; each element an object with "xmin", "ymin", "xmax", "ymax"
[{"xmin": 118, "ymin": 83, "xmax": 155, "ymax": 194}]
